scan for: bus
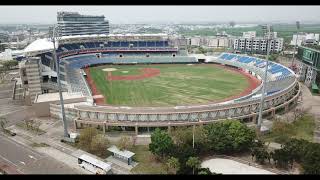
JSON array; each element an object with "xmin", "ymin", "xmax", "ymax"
[{"xmin": 78, "ymin": 154, "xmax": 112, "ymax": 174}]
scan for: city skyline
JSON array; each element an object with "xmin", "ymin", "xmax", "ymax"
[{"xmin": 0, "ymin": 6, "xmax": 320, "ymax": 24}]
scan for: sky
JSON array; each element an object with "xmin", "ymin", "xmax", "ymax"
[{"xmin": 0, "ymin": 6, "xmax": 319, "ymax": 24}]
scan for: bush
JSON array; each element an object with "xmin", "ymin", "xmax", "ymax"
[
  {"xmin": 79, "ymin": 127, "xmax": 99, "ymax": 151},
  {"xmin": 90, "ymin": 134, "xmax": 109, "ymax": 158}
]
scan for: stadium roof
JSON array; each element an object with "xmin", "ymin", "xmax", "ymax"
[
  {"xmin": 24, "ymin": 38, "xmax": 56, "ymax": 54},
  {"xmin": 23, "ymin": 33, "xmax": 169, "ymax": 54}
]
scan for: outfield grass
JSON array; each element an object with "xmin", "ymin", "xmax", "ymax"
[{"xmin": 89, "ymin": 64, "xmax": 249, "ymax": 107}]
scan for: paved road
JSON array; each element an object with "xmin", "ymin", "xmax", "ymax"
[{"xmin": 0, "ymin": 134, "xmax": 80, "ymax": 174}]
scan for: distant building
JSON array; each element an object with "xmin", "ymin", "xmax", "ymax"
[
  {"xmin": 0, "ymin": 32, "xmax": 9, "ymax": 43},
  {"xmin": 188, "ymin": 36, "xmax": 232, "ymax": 48},
  {"xmin": 242, "ymin": 31, "xmax": 256, "ymax": 39},
  {"xmin": 57, "ymin": 11, "xmax": 109, "ymax": 36},
  {"xmin": 290, "ymin": 33, "xmax": 319, "ymax": 46},
  {"xmin": 233, "ymin": 31, "xmax": 283, "ymax": 54}
]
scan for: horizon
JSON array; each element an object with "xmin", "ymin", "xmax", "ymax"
[{"xmin": 0, "ymin": 6, "xmax": 319, "ymax": 24}]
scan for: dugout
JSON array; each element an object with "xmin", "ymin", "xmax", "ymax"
[{"xmin": 107, "ymin": 145, "xmax": 135, "ymax": 165}]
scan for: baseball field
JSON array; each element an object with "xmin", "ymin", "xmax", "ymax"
[{"xmin": 85, "ymin": 64, "xmax": 259, "ymax": 107}]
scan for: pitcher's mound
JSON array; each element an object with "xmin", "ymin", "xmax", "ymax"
[{"xmin": 102, "ymin": 68, "xmax": 117, "ymax": 72}]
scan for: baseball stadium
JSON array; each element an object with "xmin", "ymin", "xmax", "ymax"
[{"xmin": 20, "ymin": 33, "xmax": 301, "ymax": 134}]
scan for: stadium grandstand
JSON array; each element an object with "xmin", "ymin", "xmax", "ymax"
[{"xmin": 18, "ymin": 33, "xmax": 300, "ymax": 134}]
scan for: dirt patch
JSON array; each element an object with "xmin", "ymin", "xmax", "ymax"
[{"xmin": 107, "ymin": 68, "xmax": 160, "ymax": 81}]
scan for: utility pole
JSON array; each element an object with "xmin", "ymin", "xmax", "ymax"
[
  {"xmin": 257, "ymin": 24, "xmax": 272, "ymax": 132},
  {"xmin": 291, "ymin": 21, "xmax": 300, "ymax": 69},
  {"xmin": 192, "ymin": 125, "xmax": 195, "ymax": 149},
  {"xmin": 49, "ymin": 25, "xmax": 69, "ymax": 138}
]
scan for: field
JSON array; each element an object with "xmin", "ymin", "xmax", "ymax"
[{"xmin": 86, "ymin": 64, "xmax": 255, "ymax": 107}]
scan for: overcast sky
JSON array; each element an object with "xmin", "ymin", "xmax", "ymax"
[{"xmin": 0, "ymin": 6, "xmax": 319, "ymax": 24}]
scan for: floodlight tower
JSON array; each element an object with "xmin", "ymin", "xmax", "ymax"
[
  {"xmin": 49, "ymin": 25, "xmax": 69, "ymax": 138},
  {"xmin": 291, "ymin": 21, "xmax": 300, "ymax": 68},
  {"xmin": 257, "ymin": 24, "xmax": 273, "ymax": 132}
]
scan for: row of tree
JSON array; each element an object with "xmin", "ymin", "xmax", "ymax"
[
  {"xmin": 149, "ymin": 120, "xmax": 257, "ymax": 174},
  {"xmin": 250, "ymin": 138, "xmax": 320, "ymax": 174},
  {"xmin": 0, "ymin": 60, "xmax": 18, "ymax": 82}
]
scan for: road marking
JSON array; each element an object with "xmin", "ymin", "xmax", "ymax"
[
  {"xmin": 28, "ymin": 155, "xmax": 37, "ymax": 160},
  {"xmin": 0, "ymin": 154, "xmax": 18, "ymax": 168},
  {"xmin": 0, "ymin": 135, "xmax": 42, "ymax": 158},
  {"xmin": 0, "ymin": 154, "xmax": 24, "ymax": 174}
]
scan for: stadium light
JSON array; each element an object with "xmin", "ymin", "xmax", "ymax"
[
  {"xmin": 257, "ymin": 24, "xmax": 272, "ymax": 132},
  {"xmin": 291, "ymin": 21, "xmax": 300, "ymax": 68},
  {"xmin": 49, "ymin": 25, "xmax": 69, "ymax": 138}
]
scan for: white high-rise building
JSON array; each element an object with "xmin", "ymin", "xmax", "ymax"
[
  {"xmin": 233, "ymin": 35, "xmax": 283, "ymax": 53},
  {"xmin": 57, "ymin": 12, "xmax": 109, "ymax": 36}
]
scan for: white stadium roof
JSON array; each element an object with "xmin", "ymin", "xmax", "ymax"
[{"xmin": 24, "ymin": 38, "xmax": 55, "ymax": 54}]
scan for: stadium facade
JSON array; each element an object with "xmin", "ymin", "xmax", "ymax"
[
  {"xmin": 57, "ymin": 12, "xmax": 109, "ymax": 36},
  {"xmin": 296, "ymin": 45, "xmax": 320, "ymax": 88}
]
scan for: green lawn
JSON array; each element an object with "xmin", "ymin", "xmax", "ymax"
[
  {"xmin": 130, "ymin": 145, "xmax": 167, "ymax": 174},
  {"xmin": 89, "ymin": 64, "xmax": 249, "ymax": 107},
  {"xmin": 262, "ymin": 114, "xmax": 316, "ymax": 144}
]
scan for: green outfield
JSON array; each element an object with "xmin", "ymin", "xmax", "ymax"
[{"xmin": 88, "ymin": 64, "xmax": 250, "ymax": 107}]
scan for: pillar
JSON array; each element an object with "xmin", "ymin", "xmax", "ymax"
[
  {"xmin": 135, "ymin": 125, "xmax": 138, "ymax": 135},
  {"xmin": 284, "ymin": 104, "xmax": 289, "ymax": 112},
  {"xmin": 168, "ymin": 125, "xmax": 171, "ymax": 134},
  {"xmin": 74, "ymin": 120, "xmax": 77, "ymax": 130},
  {"xmin": 252, "ymin": 114, "xmax": 257, "ymax": 124},
  {"xmin": 147, "ymin": 127, "xmax": 150, "ymax": 133},
  {"xmin": 271, "ymin": 108, "xmax": 276, "ymax": 118},
  {"xmin": 102, "ymin": 124, "xmax": 106, "ymax": 134}
]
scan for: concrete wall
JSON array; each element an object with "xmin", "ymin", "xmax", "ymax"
[{"xmin": 33, "ymin": 96, "xmax": 87, "ymax": 117}]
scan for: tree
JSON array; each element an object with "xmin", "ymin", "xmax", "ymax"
[
  {"xmin": 118, "ymin": 136, "xmax": 132, "ymax": 151},
  {"xmin": 186, "ymin": 156, "xmax": 201, "ymax": 175},
  {"xmin": 79, "ymin": 127, "xmax": 99, "ymax": 151},
  {"xmin": 229, "ymin": 21, "xmax": 236, "ymax": 28},
  {"xmin": 302, "ymin": 143, "xmax": 320, "ymax": 174},
  {"xmin": 0, "ymin": 117, "xmax": 8, "ymax": 133},
  {"xmin": 171, "ymin": 126, "xmax": 208, "ymax": 153},
  {"xmin": 3, "ymin": 60, "xmax": 18, "ymax": 69},
  {"xmin": 166, "ymin": 156, "xmax": 180, "ymax": 174},
  {"xmin": 197, "ymin": 168, "xmax": 212, "ymax": 175},
  {"xmin": 204, "ymin": 120, "xmax": 256, "ymax": 153},
  {"xmin": 149, "ymin": 128, "xmax": 174, "ymax": 158},
  {"xmin": 90, "ymin": 134, "xmax": 109, "ymax": 158},
  {"xmin": 272, "ymin": 148, "xmax": 291, "ymax": 169}
]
